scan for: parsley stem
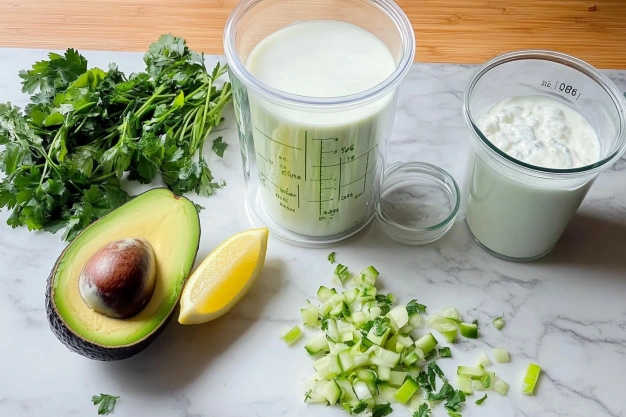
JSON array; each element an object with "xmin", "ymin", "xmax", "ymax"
[{"xmin": 135, "ymin": 84, "xmax": 166, "ymax": 119}]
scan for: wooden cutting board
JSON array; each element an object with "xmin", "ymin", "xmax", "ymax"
[{"xmin": 0, "ymin": 0, "xmax": 625, "ymax": 68}]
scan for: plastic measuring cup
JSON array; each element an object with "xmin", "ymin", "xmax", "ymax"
[
  {"xmin": 463, "ymin": 50, "xmax": 626, "ymax": 261},
  {"xmin": 224, "ymin": 0, "xmax": 415, "ymax": 246}
]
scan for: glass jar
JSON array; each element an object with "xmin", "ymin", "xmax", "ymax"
[
  {"xmin": 223, "ymin": 0, "xmax": 415, "ymax": 247},
  {"xmin": 463, "ymin": 50, "xmax": 626, "ymax": 261}
]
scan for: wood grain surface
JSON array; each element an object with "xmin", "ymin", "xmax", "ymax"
[{"xmin": 0, "ymin": 0, "xmax": 625, "ymax": 68}]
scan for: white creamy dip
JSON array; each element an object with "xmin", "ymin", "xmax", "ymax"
[
  {"xmin": 244, "ymin": 20, "xmax": 397, "ymax": 237},
  {"xmin": 477, "ymin": 95, "xmax": 600, "ymax": 169}
]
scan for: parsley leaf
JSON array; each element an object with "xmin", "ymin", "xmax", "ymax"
[
  {"xmin": 406, "ymin": 299, "xmax": 427, "ymax": 316},
  {"xmin": 372, "ymin": 316, "xmax": 390, "ymax": 337},
  {"xmin": 372, "ymin": 403, "xmax": 393, "ymax": 417},
  {"xmin": 351, "ymin": 402, "xmax": 367, "ymax": 414},
  {"xmin": 341, "ymin": 302, "xmax": 352, "ymax": 318},
  {"xmin": 475, "ymin": 394, "xmax": 487, "ymax": 405},
  {"xmin": 360, "ymin": 320, "xmax": 374, "ymax": 335},
  {"xmin": 327, "ymin": 251, "xmax": 336, "ymax": 263},
  {"xmin": 0, "ymin": 35, "xmax": 232, "ymax": 241},
  {"xmin": 416, "ymin": 371, "xmax": 434, "ymax": 393},
  {"xmin": 413, "ymin": 403, "xmax": 431, "ymax": 417},
  {"xmin": 429, "ymin": 362, "xmax": 446, "ymax": 381},
  {"xmin": 444, "ymin": 390, "xmax": 466, "ymax": 414},
  {"xmin": 427, "ymin": 381, "xmax": 454, "ymax": 401},
  {"xmin": 375, "ymin": 294, "xmax": 393, "ymax": 315},
  {"xmin": 212, "ymin": 136, "xmax": 228, "ymax": 157},
  {"xmin": 91, "ymin": 393, "xmax": 119, "ymax": 415}
]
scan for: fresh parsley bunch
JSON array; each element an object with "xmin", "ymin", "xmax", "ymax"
[{"xmin": 0, "ymin": 34, "xmax": 231, "ymax": 241}]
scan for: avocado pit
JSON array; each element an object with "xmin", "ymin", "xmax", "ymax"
[{"xmin": 79, "ymin": 238, "xmax": 157, "ymax": 319}]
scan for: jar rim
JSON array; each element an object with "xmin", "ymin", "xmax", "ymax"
[
  {"xmin": 223, "ymin": 0, "xmax": 415, "ymax": 109},
  {"xmin": 463, "ymin": 50, "xmax": 626, "ymax": 179}
]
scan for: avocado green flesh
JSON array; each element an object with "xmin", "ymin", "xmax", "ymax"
[{"xmin": 51, "ymin": 189, "xmax": 200, "ymax": 347}]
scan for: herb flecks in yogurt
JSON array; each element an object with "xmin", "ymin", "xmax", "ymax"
[{"xmin": 477, "ymin": 95, "xmax": 599, "ymax": 169}]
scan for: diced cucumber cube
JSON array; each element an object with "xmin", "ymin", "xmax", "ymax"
[
  {"xmin": 522, "ymin": 363, "xmax": 541, "ymax": 395},
  {"xmin": 317, "ymin": 286, "xmax": 336, "ymax": 302},
  {"xmin": 320, "ymin": 379, "xmax": 341, "ymax": 405},
  {"xmin": 338, "ymin": 351, "xmax": 355, "ymax": 373},
  {"xmin": 457, "ymin": 366, "xmax": 484, "ymax": 378},
  {"xmin": 378, "ymin": 365, "xmax": 391, "ymax": 382},
  {"xmin": 301, "ymin": 307, "xmax": 319, "ymax": 327},
  {"xmin": 394, "ymin": 377, "xmax": 419, "ymax": 404},
  {"xmin": 388, "ymin": 305, "xmax": 409, "ymax": 329},
  {"xmin": 305, "ymin": 332, "xmax": 329, "ymax": 355},
  {"xmin": 494, "ymin": 347, "xmax": 510, "ymax": 363},
  {"xmin": 476, "ymin": 351, "xmax": 491, "ymax": 367},
  {"xmin": 389, "ymin": 371, "xmax": 407, "ymax": 388},
  {"xmin": 414, "ymin": 333, "xmax": 438, "ymax": 355},
  {"xmin": 460, "ymin": 322, "xmax": 478, "ymax": 339},
  {"xmin": 493, "ymin": 377, "xmax": 510, "ymax": 396},
  {"xmin": 456, "ymin": 375, "xmax": 473, "ymax": 395},
  {"xmin": 336, "ymin": 377, "xmax": 358, "ymax": 404},
  {"xmin": 281, "ymin": 326, "xmax": 302, "ymax": 345}
]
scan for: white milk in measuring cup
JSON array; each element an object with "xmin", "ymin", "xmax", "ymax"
[{"xmin": 244, "ymin": 21, "xmax": 397, "ymax": 237}]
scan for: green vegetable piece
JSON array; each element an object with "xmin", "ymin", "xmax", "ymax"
[
  {"xmin": 91, "ymin": 393, "xmax": 119, "ymax": 415},
  {"xmin": 439, "ymin": 347, "xmax": 452, "ymax": 358},
  {"xmin": 475, "ymin": 394, "xmax": 488, "ymax": 405},
  {"xmin": 303, "ymin": 389, "xmax": 312, "ymax": 402},
  {"xmin": 480, "ymin": 373, "xmax": 491, "ymax": 388},
  {"xmin": 394, "ymin": 377, "xmax": 419, "ymax": 404},
  {"xmin": 457, "ymin": 366, "xmax": 484, "ymax": 378},
  {"xmin": 327, "ymin": 251, "xmax": 336, "ymax": 263},
  {"xmin": 212, "ymin": 137, "xmax": 228, "ymax": 157},
  {"xmin": 372, "ymin": 403, "xmax": 393, "ymax": 417},
  {"xmin": 414, "ymin": 333, "xmax": 438, "ymax": 355},
  {"xmin": 334, "ymin": 264, "xmax": 350, "ymax": 285},
  {"xmin": 493, "ymin": 377, "xmax": 510, "ymax": 396},
  {"xmin": 456, "ymin": 375, "xmax": 473, "ymax": 395},
  {"xmin": 494, "ymin": 347, "xmax": 510, "ymax": 363},
  {"xmin": 281, "ymin": 326, "xmax": 302, "ymax": 345},
  {"xmin": 443, "ymin": 389, "xmax": 466, "ymax": 415},
  {"xmin": 460, "ymin": 322, "xmax": 478, "ymax": 338},
  {"xmin": 492, "ymin": 317, "xmax": 505, "ymax": 330},
  {"xmin": 522, "ymin": 363, "xmax": 541, "ymax": 395},
  {"xmin": 413, "ymin": 403, "xmax": 431, "ymax": 417},
  {"xmin": 406, "ymin": 299, "xmax": 427, "ymax": 316},
  {"xmin": 476, "ymin": 351, "xmax": 490, "ymax": 367}
]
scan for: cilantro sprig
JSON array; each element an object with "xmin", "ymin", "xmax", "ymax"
[
  {"xmin": 91, "ymin": 393, "xmax": 119, "ymax": 415},
  {"xmin": 0, "ymin": 34, "xmax": 232, "ymax": 240}
]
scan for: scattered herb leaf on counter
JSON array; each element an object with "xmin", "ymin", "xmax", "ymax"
[
  {"xmin": 91, "ymin": 393, "xmax": 119, "ymax": 415},
  {"xmin": 327, "ymin": 251, "xmax": 336, "ymax": 264},
  {"xmin": 334, "ymin": 263, "xmax": 349, "ymax": 285},
  {"xmin": 0, "ymin": 34, "xmax": 232, "ymax": 241},
  {"xmin": 212, "ymin": 136, "xmax": 228, "ymax": 158},
  {"xmin": 413, "ymin": 403, "xmax": 431, "ymax": 417},
  {"xmin": 406, "ymin": 299, "xmax": 427, "ymax": 315}
]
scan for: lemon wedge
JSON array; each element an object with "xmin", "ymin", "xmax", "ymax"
[{"xmin": 178, "ymin": 228, "xmax": 269, "ymax": 324}]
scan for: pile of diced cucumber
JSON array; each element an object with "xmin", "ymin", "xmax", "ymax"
[{"xmin": 281, "ymin": 262, "xmax": 542, "ymax": 416}]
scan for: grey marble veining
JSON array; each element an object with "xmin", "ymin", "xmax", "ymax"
[{"xmin": 0, "ymin": 48, "xmax": 625, "ymax": 417}]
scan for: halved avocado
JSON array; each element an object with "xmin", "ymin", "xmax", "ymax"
[{"xmin": 46, "ymin": 189, "xmax": 200, "ymax": 361}]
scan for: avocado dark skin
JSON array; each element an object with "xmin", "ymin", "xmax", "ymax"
[
  {"xmin": 45, "ymin": 189, "xmax": 200, "ymax": 361},
  {"xmin": 46, "ymin": 274, "xmax": 174, "ymax": 361}
]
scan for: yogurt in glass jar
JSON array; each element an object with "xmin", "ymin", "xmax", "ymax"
[{"xmin": 463, "ymin": 51, "xmax": 626, "ymax": 261}]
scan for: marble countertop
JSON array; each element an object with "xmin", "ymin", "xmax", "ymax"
[{"xmin": 1, "ymin": 49, "xmax": 625, "ymax": 417}]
